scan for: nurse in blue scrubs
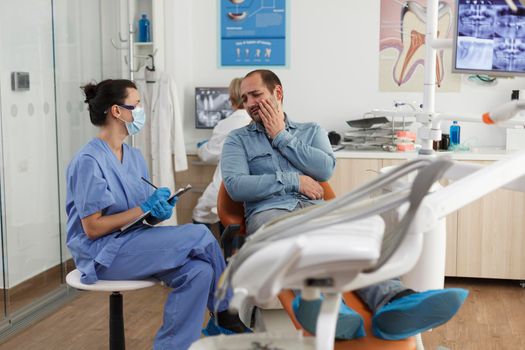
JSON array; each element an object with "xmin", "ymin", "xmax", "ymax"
[{"xmin": 66, "ymin": 79, "xmax": 246, "ymax": 350}]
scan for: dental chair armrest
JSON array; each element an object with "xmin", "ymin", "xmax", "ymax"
[
  {"xmin": 342, "ymin": 229, "xmax": 424, "ymax": 292},
  {"xmin": 228, "ymin": 239, "xmax": 305, "ymax": 321},
  {"xmin": 256, "ymin": 238, "xmax": 305, "ymax": 304}
]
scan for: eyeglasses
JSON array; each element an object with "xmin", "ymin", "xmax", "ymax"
[
  {"xmin": 118, "ymin": 104, "xmax": 138, "ymax": 111},
  {"xmin": 104, "ymin": 103, "xmax": 140, "ymax": 114}
]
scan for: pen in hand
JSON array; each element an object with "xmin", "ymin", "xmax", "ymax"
[
  {"xmin": 141, "ymin": 176, "xmax": 158, "ymax": 189},
  {"xmin": 117, "ymin": 177, "xmax": 157, "ymax": 238},
  {"xmin": 140, "ymin": 177, "xmax": 180, "ymax": 205}
]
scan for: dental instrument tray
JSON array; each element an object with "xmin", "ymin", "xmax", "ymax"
[
  {"xmin": 346, "ymin": 116, "xmax": 389, "ymax": 129},
  {"xmin": 344, "ymin": 115, "xmax": 415, "ymax": 151}
]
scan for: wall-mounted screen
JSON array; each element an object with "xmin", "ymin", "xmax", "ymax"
[
  {"xmin": 195, "ymin": 87, "xmax": 232, "ymax": 129},
  {"xmin": 453, "ymin": 0, "xmax": 525, "ymax": 76}
]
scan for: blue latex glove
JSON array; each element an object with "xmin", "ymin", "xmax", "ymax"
[
  {"xmin": 140, "ymin": 187, "xmax": 170, "ymax": 213},
  {"xmin": 197, "ymin": 140, "xmax": 208, "ymax": 148},
  {"xmin": 149, "ymin": 199, "xmax": 174, "ymax": 221}
]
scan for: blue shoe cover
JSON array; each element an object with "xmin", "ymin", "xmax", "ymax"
[
  {"xmin": 372, "ymin": 288, "xmax": 468, "ymax": 340},
  {"xmin": 201, "ymin": 316, "xmax": 252, "ymax": 336},
  {"xmin": 292, "ymin": 296, "xmax": 365, "ymax": 340}
]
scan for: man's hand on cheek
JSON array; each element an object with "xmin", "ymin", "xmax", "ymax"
[{"xmin": 259, "ymin": 99, "xmax": 284, "ymax": 139}]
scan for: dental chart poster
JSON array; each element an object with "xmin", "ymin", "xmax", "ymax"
[
  {"xmin": 220, "ymin": 0, "xmax": 286, "ymax": 66},
  {"xmin": 379, "ymin": 0, "xmax": 460, "ymax": 92}
]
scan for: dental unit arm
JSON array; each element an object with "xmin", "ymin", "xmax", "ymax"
[
  {"xmin": 481, "ymin": 99, "xmax": 525, "ymax": 125},
  {"xmin": 428, "ymin": 99, "xmax": 525, "ymax": 143}
]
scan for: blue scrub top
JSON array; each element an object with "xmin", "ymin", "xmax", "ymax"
[{"xmin": 65, "ymin": 138, "xmax": 153, "ymax": 284}]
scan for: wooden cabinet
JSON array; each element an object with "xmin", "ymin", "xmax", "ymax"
[
  {"xmin": 455, "ymin": 160, "xmax": 525, "ymax": 279},
  {"xmin": 330, "ymin": 158, "xmax": 382, "ymax": 194},
  {"xmin": 174, "ymin": 155, "xmax": 216, "ymax": 224},
  {"xmin": 444, "ymin": 211, "xmax": 458, "ymax": 277},
  {"xmin": 328, "ymin": 158, "xmax": 525, "ymax": 280},
  {"xmin": 176, "ymin": 155, "xmax": 525, "ymax": 280},
  {"xmin": 328, "ymin": 158, "xmax": 457, "ymax": 277}
]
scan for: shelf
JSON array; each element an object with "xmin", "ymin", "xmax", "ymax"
[{"xmin": 134, "ymin": 42, "xmax": 154, "ymax": 47}]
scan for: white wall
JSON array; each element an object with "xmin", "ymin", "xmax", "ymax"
[{"xmin": 164, "ymin": 0, "xmax": 525, "ymax": 149}]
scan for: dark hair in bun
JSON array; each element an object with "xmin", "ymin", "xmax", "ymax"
[
  {"xmin": 81, "ymin": 79, "xmax": 137, "ymax": 126},
  {"xmin": 83, "ymin": 84, "xmax": 98, "ymax": 104}
]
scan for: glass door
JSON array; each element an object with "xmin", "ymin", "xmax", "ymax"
[
  {"xmin": 0, "ymin": 87, "xmax": 7, "ymax": 328},
  {"xmin": 0, "ymin": 0, "xmax": 120, "ymax": 337},
  {"xmin": 53, "ymin": 0, "xmax": 121, "ymax": 275},
  {"xmin": 0, "ymin": 0, "xmax": 63, "ymax": 315}
]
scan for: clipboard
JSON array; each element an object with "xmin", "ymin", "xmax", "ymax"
[{"xmin": 118, "ymin": 184, "xmax": 192, "ymax": 234}]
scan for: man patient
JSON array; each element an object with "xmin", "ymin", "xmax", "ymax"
[{"xmin": 220, "ymin": 69, "xmax": 468, "ymax": 340}]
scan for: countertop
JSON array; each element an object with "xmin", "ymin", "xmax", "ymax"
[
  {"xmin": 333, "ymin": 147, "xmax": 514, "ymax": 161},
  {"xmin": 187, "ymin": 144, "xmax": 516, "ymax": 161}
]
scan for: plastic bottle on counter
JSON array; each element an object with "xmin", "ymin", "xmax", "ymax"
[
  {"xmin": 450, "ymin": 121, "xmax": 461, "ymax": 146},
  {"xmin": 440, "ymin": 134, "xmax": 450, "ymax": 150}
]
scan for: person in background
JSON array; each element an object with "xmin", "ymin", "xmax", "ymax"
[
  {"xmin": 192, "ymin": 78, "xmax": 251, "ymax": 231},
  {"xmin": 221, "ymin": 69, "xmax": 468, "ymax": 341},
  {"xmin": 66, "ymin": 79, "xmax": 247, "ymax": 350}
]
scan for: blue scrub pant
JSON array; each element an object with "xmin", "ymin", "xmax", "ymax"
[
  {"xmin": 96, "ymin": 224, "xmax": 228, "ymax": 350},
  {"xmin": 246, "ymin": 204, "xmax": 405, "ymax": 313}
]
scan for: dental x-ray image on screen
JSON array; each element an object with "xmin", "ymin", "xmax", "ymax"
[
  {"xmin": 453, "ymin": 0, "xmax": 525, "ymax": 76},
  {"xmin": 195, "ymin": 87, "xmax": 233, "ymax": 129}
]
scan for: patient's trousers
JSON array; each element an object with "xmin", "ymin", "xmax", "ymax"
[{"xmin": 246, "ymin": 202, "xmax": 407, "ymax": 314}]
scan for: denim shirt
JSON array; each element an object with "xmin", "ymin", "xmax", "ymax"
[{"xmin": 221, "ymin": 116, "xmax": 336, "ymax": 220}]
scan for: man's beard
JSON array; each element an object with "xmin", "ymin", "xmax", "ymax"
[
  {"xmin": 248, "ymin": 95, "xmax": 279, "ymax": 123},
  {"xmin": 248, "ymin": 105, "xmax": 262, "ymax": 123}
]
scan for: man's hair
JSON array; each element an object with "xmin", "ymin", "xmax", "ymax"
[
  {"xmin": 244, "ymin": 69, "xmax": 282, "ymax": 94},
  {"xmin": 229, "ymin": 77, "xmax": 244, "ymax": 109}
]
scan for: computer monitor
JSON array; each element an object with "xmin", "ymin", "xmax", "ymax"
[
  {"xmin": 453, "ymin": 0, "xmax": 525, "ymax": 76},
  {"xmin": 195, "ymin": 87, "xmax": 232, "ymax": 129}
]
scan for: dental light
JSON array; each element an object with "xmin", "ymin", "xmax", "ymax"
[{"xmin": 482, "ymin": 99, "xmax": 525, "ymax": 125}]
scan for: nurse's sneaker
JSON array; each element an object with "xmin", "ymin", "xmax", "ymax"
[
  {"xmin": 372, "ymin": 288, "xmax": 469, "ymax": 340},
  {"xmin": 202, "ymin": 311, "xmax": 252, "ymax": 336},
  {"xmin": 292, "ymin": 296, "xmax": 365, "ymax": 340}
]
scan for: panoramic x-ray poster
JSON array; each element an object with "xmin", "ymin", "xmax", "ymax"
[{"xmin": 379, "ymin": 0, "xmax": 460, "ymax": 92}]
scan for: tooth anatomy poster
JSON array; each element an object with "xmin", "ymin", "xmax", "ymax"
[
  {"xmin": 379, "ymin": 0, "xmax": 460, "ymax": 92},
  {"xmin": 220, "ymin": 0, "xmax": 286, "ymax": 66}
]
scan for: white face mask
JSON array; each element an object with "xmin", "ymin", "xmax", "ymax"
[
  {"xmin": 126, "ymin": 107, "xmax": 146, "ymax": 135},
  {"xmin": 117, "ymin": 105, "xmax": 146, "ymax": 135}
]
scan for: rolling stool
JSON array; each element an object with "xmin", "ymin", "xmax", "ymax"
[{"xmin": 66, "ymin": 269, "xmax": 157, "ymax": 350}]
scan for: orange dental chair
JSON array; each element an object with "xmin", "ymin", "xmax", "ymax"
[{"xmin": 216, "ymin": 181, "xmax": 415, "ymax": 350}]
